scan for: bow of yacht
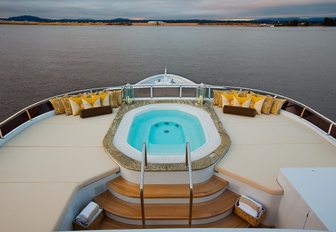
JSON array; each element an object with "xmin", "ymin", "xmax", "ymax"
[{"xmin": 0, "ymin": 71, "xmax": 335, "ymax": 232}]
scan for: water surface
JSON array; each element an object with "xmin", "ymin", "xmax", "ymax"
[{"xmin": 0, "ymin": 25, "xmax": 335, "ymax": 121}]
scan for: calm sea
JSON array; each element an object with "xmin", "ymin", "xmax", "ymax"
[{"xmin": 0, "ymin": 25, "xmax": 335, "ymax": 121}]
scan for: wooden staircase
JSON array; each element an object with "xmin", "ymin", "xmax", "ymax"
[{"xmin": 94, "ymin": 176, "xmax": 249, "ymax": 229}]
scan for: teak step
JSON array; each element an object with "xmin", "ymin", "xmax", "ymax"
[
  {"xmin": 98, "ymin": 214, "xmax": 249, "ymax": 229},
  {"xmin": 108, "ymin": 176, "xmax": 228, "ymax": 198},
  {"xmin": 94, "ymin": 190, "xmax": 238, "ymax": 220}
]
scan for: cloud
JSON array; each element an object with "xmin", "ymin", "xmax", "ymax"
[{"xmin": 0, "ymin": 0, "xmax": 335, "ymax": 19}]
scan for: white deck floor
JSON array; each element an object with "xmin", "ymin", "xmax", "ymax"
[
  {"xmin": 0, "ymin": 111, "xmax": 120, "ymax": 232},
  {"xmin": 0, "ymin": 106, "xmax": 336, "ymax": 231},
  {"xmin": 214, "ymin": 108, "xmax": 336, "ymax": 195}
]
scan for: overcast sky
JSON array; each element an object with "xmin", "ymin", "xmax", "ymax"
[{"xmin": 1, "ymin": 0, "xmax": 336, "ymax": 19}]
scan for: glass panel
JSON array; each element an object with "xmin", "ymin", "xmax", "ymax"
[
  {"xmin": 302, "ymin": 109, "xmax": 330, "ymax": 133},
  {"xmin": 182, "ymin": 88, "xmax": 196, "ymax": 98},
  {"xmin": 153, "ymin": 87, "xmax": 179, "ymax": 97},
  {"xmin": 284, "ymin": 101, "xmax": 304, "ymax": 116},
  {"xmin": 134, "ymin": 88, "xmax": 150, "ymax": 98},
  {"xmin": 1, "ymin": 112, "xmax": 30, "ymax": 136},
  {"xmin": 28, "ymin": 102, "xmax": 53, "ymax": 118}
]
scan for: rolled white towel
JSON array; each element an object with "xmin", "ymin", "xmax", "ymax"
[
  {"xmin": 76, "ymin": 202, "xmax": 99, "ymax": 226},
  {"xmin": 238, "ymin": 202, "xmax": 259, "ymax": 218},
  {"xmin": 240, "ymin": 195, "xmax": 262, "ymax": 212}
]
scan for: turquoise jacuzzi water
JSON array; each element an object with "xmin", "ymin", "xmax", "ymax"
[{"xmin": 127, "ymin": 110, "xmax": 206, "ymax": 156}]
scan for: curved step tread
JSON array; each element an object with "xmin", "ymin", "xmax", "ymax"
[
  {"xmin": 98, "ymin": 214, "xmax": 249, "ymax": 229},
  {"xmin": 108, "ymin": 176, "xmax": 228, "ymax": 199},
  {"xmin": 94, "ymin": 190, "xmax": 238, "ymax": 220}
]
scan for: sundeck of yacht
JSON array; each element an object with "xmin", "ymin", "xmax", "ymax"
[{"xmin": 0, "ymin": 71, "xmax": 335, "ymax": 232}]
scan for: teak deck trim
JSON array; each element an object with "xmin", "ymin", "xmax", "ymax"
[
  {"xmin": 94, "ymin": 190, "xmax": 239, "ymax": 220},
  {"xmin": 108, "ymin": 176, "xmax": 228, "ymax": 198}
]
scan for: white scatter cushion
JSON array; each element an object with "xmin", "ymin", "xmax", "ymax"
[
  {"xmin": 221, "ymin": 95, "xmax": 231, "ymax": 107},
  {"xmin": 232, "ymin": 96, "xmax": 252, "ymax": 108},
  {"xmin": 69, "ymin": 99, "xmax": 81, "ymax": 115},
  {"xmin": 93, "ymin": 98, "xmax": 101, "ymax": 108},
  {"xmin": 82, "ymin": 99, "xmax": 93, "ymax": 109},
  {"xmin": 232, "ymin": 97, "xmax": 240, "ymax": 107},
  {"xmin": 101, "ymin": 94, "xmax": 110, "ymax": 106},
  {"xmin": 254, "ymin": 98, "xmax": 265, "ymax": 114}
]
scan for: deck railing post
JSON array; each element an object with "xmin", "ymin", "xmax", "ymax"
[
  {"xmin": 328, "ymin": 123, "xmax": 333, "ymax": 135},
  {"xmin": 150, "ymin": 86, "xmax": 153, "ymax": 98},
  {"xmin": 189, "ymin": 188, "xmax": 193, "ymax": 227},
  {"xmin": 25, "ymin": 110, "xmax": 32, "ymax": 120},
  {"xmin": 144, "ymin": 143, "xmax": 148, "ymax": 167},
  {"xmin": 185, "ymin": 142, "xmax": 193, "ymax": 227},
  {"xmin": 185, "ymin": 145, "xmax": 188, "ymax": 167},
  {"xmin": 180, "ymin": 85, "xmax": 182, "ymax": 98},
  {"xmin": 140, "ymin": 143, "xmax": 147, "ymax": 228},
  {"xmin": 140, "ymin": 188, "xmax": 145, "ymax": 227},
  {"xmin": 300, "ymin": 108, "xmax": 306, "ymax": 118}
]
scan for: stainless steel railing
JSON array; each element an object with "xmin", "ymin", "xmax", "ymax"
[
  {"xmin": 0, "ymin": 83, "xmax": 335, "ymax": 141},
  {"xmin": 140, "ymin": 143, "xmax": 147, "ymax": 228},
  {"xmin": 185, "ymin": 142, "xmax": 193, "ymax": 227}
]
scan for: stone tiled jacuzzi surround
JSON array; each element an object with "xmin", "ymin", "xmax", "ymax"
[
  {"xmin": 113, "ymin": 103, "xmax": 221, "ymax": 163},
  {"xmin": 103, "ymin": 100, "xmax": 231, "ymax": 171}
]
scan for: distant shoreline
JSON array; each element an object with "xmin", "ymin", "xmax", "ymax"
[
  {"xmin": 2, "ymin": 15, "xmax": 335, "ymax": 27},
  {"xmin": 0, "ymin": 21, "xmax": 327, "ymax": 27},
  {"xmin": 0, "ymin": 21, "xmax": 263, "ymax": 27}
]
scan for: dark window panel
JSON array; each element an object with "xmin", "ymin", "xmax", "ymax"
[
  {"xmin": 28, "ymin": 102, "xmax": 53, "ymax": 118},
  {"xmin": 330, "ymin": 124, "xmax": 336, "ymax": 139},
  {"xmin": 182, "ymin": 88, "xmax": 196, "ymax": 98},
  {"xmin": 284, "ymin": 101, "xmax": 304, "ymax": 116},
  {"xmin": 1, "ymin": 112, "xmax": 30, "ymax": 136},
  {"xmin": 302, "ymin": 109, "xmax": 330, "ymax": 133},
  {"xmin": 134, "ymin": 88, "xmax": 150, "ymax": 98},
  {"xmin": 153, "ymin": 88, "xmax": 180, "ymax": 97}
]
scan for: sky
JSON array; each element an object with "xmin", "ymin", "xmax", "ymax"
[{"xmin": 0, "ymin": 0, "xmax": 336, "ymax": 20}]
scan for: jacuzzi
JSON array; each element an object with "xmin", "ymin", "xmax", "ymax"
[{"xmin": 113, "ymin": 104, "xmax": 221, "ymax": 163}]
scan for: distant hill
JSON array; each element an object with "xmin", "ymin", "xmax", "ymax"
[
  {"xmin": 6, "ymin": 15, "xmax": 52, "ymax": 22},
  {"xmin": 2, "ymin": 15, "xmax": 139, "ymax": 23},
  {"xmin": 1, "ymin": 15, "xmax": 335, "ymax": 25}
]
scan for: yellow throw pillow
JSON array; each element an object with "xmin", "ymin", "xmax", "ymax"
[
  {"xmin": 68, "ymin": 97, "xmax": 82, "ymax": 116},
  {"xmin": 49, "ymin": 98, "xmax": 65, "ymax": 115},
  {"xmin": 108, "ymin": 90, "xmax": 123, "ymax": 107},
  {"xmin": 248, "ymin": 91, "xmax": 259, "ymax": 97},
  {"xmin": 116, "ymin": 90, "xmax": 123, "ymax": 106},
  {"xmin": 99, "ymin": 92, "xmax": 110, "ymax": 106},
  {"xmin": 220, "ymin": 93, "xmax": 234, "ymax": 108},
  {"xmin": 108, "ymin": 91, "xmax": 118, "ymax": 108},
  {"xmin": 217, "ymin": 90, "xmax": 235, "ymax": 107},
  {"xmin": 236, "ymin": 91, "xmax": 249, "ymax": 97},
  {"xmin": 232, "ymin": 96, "xmax": 252, "ymax": 108},
  {"xmin": 248, "ymin": 94, "xmax": 266, "ymax": 115},
  {"xmin": 213, "ymin": 90, "xmax": 219, "ymax": 106},
  {"xmin": 60, "ymin": 97, "xmax": 72, "ymax": 116},
  {"xmin": 217, "ymin": 91, "xmax": 224, "ymax": 108},
  {"xmin": 261, "ymin": 95, "xmax": 274, "ymax": 115},
  {"xmin": 81, "ymin": 95, "xmax": 101, "ymax": 109},
  {"xmin": 271, "ymin": 98, "xmax": 286, "ymax": 115}
]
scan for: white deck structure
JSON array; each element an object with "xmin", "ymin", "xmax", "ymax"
[
  {"xmin": 137, "ymin": 68, "xmax": 195, "ymax": 85},
  {"xmin": 214, "ymin": 109, "xmax": 336, "ymax": 195},
  {"xmin": 0, "ymin": 72, "xmax": 335, "ymax": 231},
  {"xmin": 0, "ymin": 105, "xmax": 335, "ymax": 231},
  {"xmin": 0, "ymin": 113, "xmax": 120, "ymax": 231}
]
